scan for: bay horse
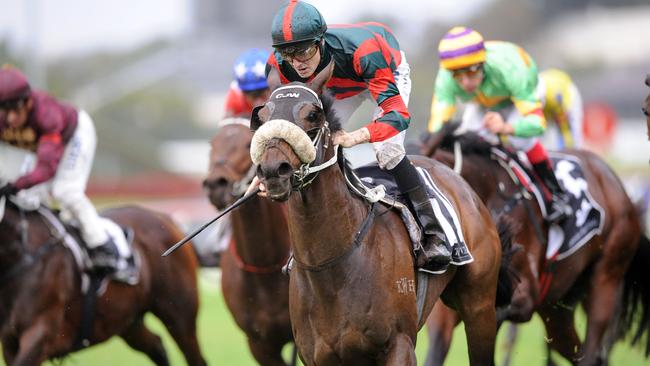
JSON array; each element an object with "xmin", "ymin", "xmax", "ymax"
[
  {"xmin": 249, "ymin": 63, "xmax": 513, "ymax": 365},
  {"xmin": 643, "ymin": 75, "xmax": 650, "ymax": 140},
  {"xmin": 421, "ymin": 123, "xmax": 650, "ymax": 365},
  {"xmin": 0, "ymin": 198, "xmax": 206, "ymax": 366},
  {"xmin": 203, "ymin": 120, "xmax": 294, "ymax": 366}
]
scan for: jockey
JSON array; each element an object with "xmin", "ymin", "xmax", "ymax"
[
  {"xmin": 0, "ymin": 66, "xmax": 119, "ymax": 273},
  {"xmin": 263, "ymin": 0, "xmax": 451, "ymax": 268},
  {"xmin": 540, "ymin": 68, "xmax": 584, "ymax": 149},
  {"xmin": 428, "ymin": 26, "xmax": 572, "ymax": 223},
  {"xmin": 224, "ymin": 48, "xmax": 272, "ymax": 118}
]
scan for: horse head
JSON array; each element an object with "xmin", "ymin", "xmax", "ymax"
[
  {"xmin": 203, "ymin": 118, "xmax": 256, "ymax": 210},
  {"xmin": 250, "ymin": 61, "xmax": 341, "ymax": 201}
]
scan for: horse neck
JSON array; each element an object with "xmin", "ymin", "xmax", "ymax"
[
  {"xmin": 287, "ymin": 162, "xmax": 367, "ymax": 266},
  {"xmin": 0, "ymin": 208, "xmax": 42, "ymax": 309},
  {"xmin": 230, "ymin": 196, "xmax": 290, "ymax": 265},
  {"xmin": 0, "ymin": 209, "xmax": 26, "ymax": 277}
]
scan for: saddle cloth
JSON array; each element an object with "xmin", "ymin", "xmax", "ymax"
[
  {"xmin": 353, "ymin": 162, "xmax": 474, "ymax": 272},
  {"xmin": 492, "ymin": 149, "xmax": 605, "ymax": 260}
]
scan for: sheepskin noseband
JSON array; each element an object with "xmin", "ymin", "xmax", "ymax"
[{"xmin": 250, "ymin": 119, "xmax": 316, "ymax": 165}]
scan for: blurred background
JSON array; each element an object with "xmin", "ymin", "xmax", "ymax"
[{"xmin": 1, "ymin": 0, "xmax": 649, "ymax": 364}]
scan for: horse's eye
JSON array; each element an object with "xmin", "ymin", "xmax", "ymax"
[{"xmin": 306, "ymin": 110, "xmax": 319, "ymax": 122}]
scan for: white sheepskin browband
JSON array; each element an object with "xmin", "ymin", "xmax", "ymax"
[{"xmin": 250, "ymin": 119, "xmax": 316, "ymax": 165}]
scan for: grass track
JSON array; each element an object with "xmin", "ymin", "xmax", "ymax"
[{"xmin": 0, "ymin": 269, "xmax": 644, "ymax": 365}]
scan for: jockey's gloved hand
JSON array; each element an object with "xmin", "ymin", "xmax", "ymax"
[{"xmin": 0, "ymin": 183, "xmax": 18, "ymax": 198}]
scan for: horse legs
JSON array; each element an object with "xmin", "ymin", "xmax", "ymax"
[
  {"xmin": 381, "ymin": 333, "xmax": 416, "ymax": 366},
  {"xmin": 10, "ymin": 322, "xmax": 49, "ymax": 366},
  {"xmin": 538, "ymin": 304, "xmax": 581, "ymax": 365},
  {"xmin": 120, "ymin": 318, "xmax": 169, "ymax": 366},
  {"xmin": 424, "ymin": 302, "xmax": 459, "ymax": 366},
  {"xmin": 247, "ymin": 337, "xmax": 289, "ymax": 366},
  {"xmin": 2, "ymin": 336, "xmax": 19, "ymax": 366},
  {"xmin": 153, "ymin": 302, "xmax": 206, "ymax": 366}
]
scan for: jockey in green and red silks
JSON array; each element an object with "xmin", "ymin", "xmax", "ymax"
[
  {"xmin": 265, "ymin": 0, "xmax": 453, "ymax": 270},
  {"xmin": 268, "ymin": 16, "xmax": 410, "ymax": 143}
]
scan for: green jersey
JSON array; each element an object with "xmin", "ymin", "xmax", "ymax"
[{"xmin": 428, "ymin": 41, "xmax": 546, "ymax": 137}]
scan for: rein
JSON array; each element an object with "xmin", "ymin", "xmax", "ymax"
[{"xmin": 290, "ymin": 121, "xmax": 339, "ymax": 191}]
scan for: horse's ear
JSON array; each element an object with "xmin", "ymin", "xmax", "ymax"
[
  {"xmin": 646, "ymin": 75, "xmax": 650, "ymax": 87},
  {"xmin": 250, "ymin": 105, "xmax": 264, "ymax": 132},
  {"xmin": 309, "ymin": 61, "xmax": 334, "ymax": 95},
  {"xmin": 267, "ymin": 67, "xmax": 282, "ymax": 92}
]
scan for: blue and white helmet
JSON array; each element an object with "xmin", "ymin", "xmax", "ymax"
[{"xmin": 233, "ymin": 48, "xmax": 270, "ymax": 92}]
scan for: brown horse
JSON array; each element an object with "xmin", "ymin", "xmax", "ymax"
[
  {"xmin": 0, "ymin": 199, "xmax": 206, "ymax": 366},
  {"xmin": 203, "ymin": 121, "xmax": 293, "ymax": 366},
  {"xmin": 250, "ymin": 64, "xmax": 513, "ymax": 365},
  {"xmin": 643, "ymin": 75, "xmax": 650, "ymax": 140},
  {"xmin": 421, "ymin": 124, "xmax": 650, "ymax": 365}
]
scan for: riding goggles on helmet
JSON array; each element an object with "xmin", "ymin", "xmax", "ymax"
[
  {"xmin": 278, "ymin": 41, "xmax": 319, "ymax": 62},
  {"xmin": 451, "ymin": 64, "xmax": 483, "ymax": 80},
  {"xmin": 0, "ymin": 98, "xmax": 26, "ymax": 112}
]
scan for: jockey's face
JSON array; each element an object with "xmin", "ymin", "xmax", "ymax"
[
  {"xmin": 452, "ymin": 64, "xmax": 483, "ymax": 94},
  {"xmin": 282, "ymin": 42, "xmax": 321, "ymax": 79},
  {"xmin": 1, "ymin": 97, "xmax": 32, "ymax": 129}
]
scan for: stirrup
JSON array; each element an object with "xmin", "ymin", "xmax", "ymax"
[{"xmin": 417, "ymin": 233, "xmax": 451, "ymax": 267}]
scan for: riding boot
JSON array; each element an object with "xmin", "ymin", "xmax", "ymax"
[
  {"xmin": 532, "ymin": 160, "xmax": 572, "ymax": 223},
  {"xmin": 87, "ymin": 237, "xmax": 120, "ymax": 275},
  {"xmin": 388, "ymin": 157, "xmax": 451, "ymax": 269}
]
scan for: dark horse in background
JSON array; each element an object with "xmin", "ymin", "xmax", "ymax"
[
  {"xmin": 203, "ymin": 119, "xmax": 294, "ymax": 366},
  {"xmin": 250, "ymin": 63, "xmax": 514, "ymax": 365},
  {"xmin": 0, "ymin": 198, "xmax": 206, "ymax": 366},
  {"xmin": 420, "ymin": 123, "xmax": 650, "ymax": 365}
]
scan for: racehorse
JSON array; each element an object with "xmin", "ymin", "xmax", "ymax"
[
  {"xmin": 0, "ymin": 199, "xmax": 206, "ymax": 366},
  {"xmin": 421, "ymin": 123, "xmax": 650, "ymax": 365},
  {"xmin": 643, "ymin": 75, "xmax": 650, "ymax": 140},
  {"xmin": 249, "ymin": 63, "xmax": 514, "ymax": 365},
  {"xmin": 203, "ymin": 120, "xmax": 294, "ymax": 366}
]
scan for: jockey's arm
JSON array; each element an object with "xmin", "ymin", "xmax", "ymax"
[
  {"xmin": 428, "ymin": 71, "xmax": 458, "ymax": 133},
  {"xmin": 14, "ymin": 133, "xmax": 65, "ymax": 190},
  {"xmin": 355, "ymin": 41, "xmax": 410, "ymax": 144},
  {"xmin": 510, "ymin": 98, "xmax": 547, "ymax": 137}
]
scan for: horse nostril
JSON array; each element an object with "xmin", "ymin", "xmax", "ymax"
[
  {"xmin": 277, "ymin": 162, "xmax": 293, "ymax": 177},
  {"xmin": 204, "ymin": 178, "xmax": 229, "ymax": 189},
  {"xmin": 215, "ymin": 178, "xmax": 228, "ymax": 188}
]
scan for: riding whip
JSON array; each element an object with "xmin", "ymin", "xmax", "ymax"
[{"xmin": 161, "ymin": 187, "xmax": 261, "ymax": 257}]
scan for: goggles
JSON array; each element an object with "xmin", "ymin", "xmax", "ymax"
[
  {"xmin": 451, "ymin": 64, "xmax": 483, "ymax": 80},
  {"xmin": 0, "ymin": 98, "xmax": 26, "ymax": 112},
  {"xmin": 278, "ymin": 42, "xmax": 319, "ymax": 63}
]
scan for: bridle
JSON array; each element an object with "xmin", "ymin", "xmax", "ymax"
[{"xmin": 265, "ymin": 85, "xmax": 340, "ymax": 191}]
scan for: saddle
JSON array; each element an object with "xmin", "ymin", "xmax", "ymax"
[
  {"xmin": 345, "ymin": 160, "xmax": 474, "ymax": 274},
  {"xmin": 34, "ymin": 205, "xmax": 140, "ymax": 287},
  {"xmin": 488, "ymin": 146, "xmax": 605, "ymax": 261}
]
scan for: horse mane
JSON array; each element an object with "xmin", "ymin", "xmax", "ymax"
[
  {"xmin": 426, "ymin": 122, "xmax": 494, "ymax": 158},
  {"xmin": 319, "ymin": 89, "xmax": 342, "ymax": 133}
]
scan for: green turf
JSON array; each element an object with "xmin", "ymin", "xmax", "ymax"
[{"xmin": 0, "ymin": 269, "xmax": 645, "ymax": 365}]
